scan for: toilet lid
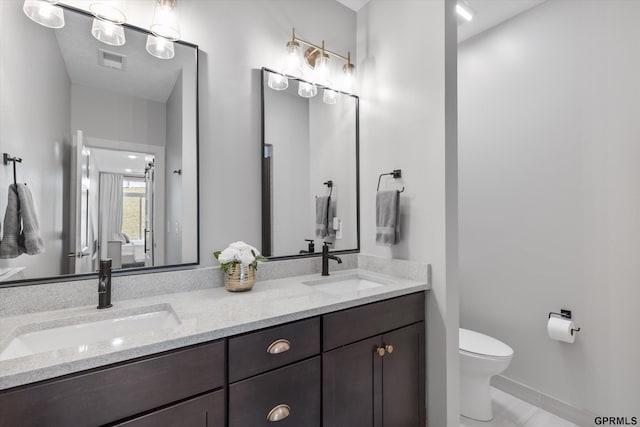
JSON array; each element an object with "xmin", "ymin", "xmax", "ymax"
[{"xmin": 459, "ymin": 328, "xmax": 513, "ymax": 358}]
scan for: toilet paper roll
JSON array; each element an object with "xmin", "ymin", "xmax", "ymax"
[{"xmin": 547, "ymin": 316, "xmax": 576, "ymax": 344}]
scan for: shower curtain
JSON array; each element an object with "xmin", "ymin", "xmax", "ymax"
[{"xmin": 99, "ymin": 173, "xmax": 123, "ymax": 260}]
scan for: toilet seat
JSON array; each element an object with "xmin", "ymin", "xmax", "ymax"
[{"xmin": 459, "ymin": 328, "xmax": 513, "ymax": 359}]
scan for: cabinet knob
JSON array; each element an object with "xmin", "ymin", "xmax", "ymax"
[
  {"xmin": 267, "ymin": 339, "xmax": 291, "ymax": 354},
  {"xmin": 376, "ymin": 347, "xmax": 385, "ymax": 357},
  {"xmin": 385, "ymin": 344, "xmax": 394, "ymax": 354},
  {"xmin": 267, "ymin": 404, "xmax": 291, "ymax": 421}
]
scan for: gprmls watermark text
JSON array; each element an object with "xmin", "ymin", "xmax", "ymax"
[{"xmin": 594, "ymin": 417, "xmax": 638, "ymax": 426}]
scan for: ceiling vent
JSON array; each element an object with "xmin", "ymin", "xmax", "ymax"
[{"xmin": 97, "ymin": 49, "xmax": 127, "ymax": 71}]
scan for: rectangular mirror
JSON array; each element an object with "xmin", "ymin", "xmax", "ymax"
[
  {"xmin": 261, "ymin": 68, "xmax": 359, "ymax": 258},
  {"xmin": 0, "ymin": 3, "xmax": 199, "ymax": 284}
]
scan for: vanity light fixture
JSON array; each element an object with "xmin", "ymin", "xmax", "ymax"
[
  {"xmin": 90, "ymin": 2, "xmax": 127, "ymax": 46},
  {"xmin": 275, "ymin": 28, "xmax": 357, "ymax": 96},
  {"xmin": 150, "ymin": 0, "xmax": 181, "ymax": 41},
  {"xmin": 23, "ymin": 0, "xmax": 65, "ymax": 29},
  {"xmin": 282, "ymin": 29, "xmax": 303, "ymax": 78},
  {"xmin": 146, "ymin": 0, "xmax": 181, "ymax": 59},
  {"xmin": 456, "ymin": 2, "xmax": 474, "ymax": 22}
]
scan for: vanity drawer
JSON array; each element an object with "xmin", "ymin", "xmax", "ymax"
[
  {"xmin": 228, "ymin": 317, "xmax": 320, "ymax": 382},
  {"xmin": 0, "ymin": 341, "xmax": 225, "ymax": 427},
  {"xmin": 229, "ymin": 356, "xmax": 321, "ymax": 427},
  {"xmin": 322, "ymin": 292, "xmax": 425, "ymax": 351}
]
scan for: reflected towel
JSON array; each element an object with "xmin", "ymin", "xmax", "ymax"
[
  {"xmin": 16, "ymin": 183, "xmax": 44, "ymax": 255},
  {"xmin": 327, "ymin": 199, "xmax": 336, "ymax": 239},
  {"xmin": 0, "ymin": 185, "xmax": 21, "ymax": 258},
  {"xmin": 0, "ymin": 184, "xmax": 44, "ymax": 258},
  {"xmin": 376, "ymin": 190, "xmax": 400, "ymax": 246},
  {"xmin": 315, "ymin": 196, "xmax": 331, "ymax": 238}
]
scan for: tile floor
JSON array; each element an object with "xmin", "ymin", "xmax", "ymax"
[{"xmin": 460, "ymin": 387, "xmax": 578, "ymax": 427}]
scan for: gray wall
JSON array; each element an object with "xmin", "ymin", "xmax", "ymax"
[
  {"xmin": 0, "ymin": 3, "xmax": 71, "ymax": 279},
  {"xmin": 459, "ymin": 0, "xmax": 640, "ymax": 415},
  {"xmin": 165, "ymin": 73, "xmax": 183, "ymax": 265},
  {"xmin": 357, "ymin": 1, "xmax": 459, "ymax": 425},
  {"xmin": 71, "ymin": 84, "xmax": 166, "ymax": 148}
]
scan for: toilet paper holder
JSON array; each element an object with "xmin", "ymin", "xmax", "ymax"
[{"xmin": 548, "ymin": 309, "xmax": 581, "ymax": 336}]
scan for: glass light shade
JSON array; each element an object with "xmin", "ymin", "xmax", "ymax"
[
  {"xmin": 23, "ymin": 0, "xmax": 65, "ymax": 28},
  {"xmin": 283, "ymin": 42, "xmax": 303, "ymax": 78},
  {"xmin": 298, "ymin": 81, "xmax": 317, "ymax": 98},
  {"xmin": 91, "ymin": 18, "xmax": 126, "ymax": 46},
  {"xmin": 314, "ymin": 54, "xmax": 331, "ymax": 87},
  {"xmin": 89, "ymin": 2, "xmax": 126, "ymax": 23},
  {"xmin": 150, "ymin": 0, "xmax": 181, "ymax": 41},
  {"xmin": 146, "ymin": 35, "xmax": 175, "ymax": 59},
  {"xmin": 323, "ymin": 89, "xmax": 338, "ymax": 105},
  {"xmin": 267, "ymin": 72, "xmax": 289, "ymax": 91},
  {"xmin": 341, "ymin": 63, "xmax": 357, "ymax": 94}
]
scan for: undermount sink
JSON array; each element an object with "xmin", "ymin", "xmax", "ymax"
[
  {"xmin": 0, "ymin": 304, "xmax": 180, "ymax": 361},
  {"xmin": 302, "ymin": 273, "xmax": 394, "ymax": 296}
]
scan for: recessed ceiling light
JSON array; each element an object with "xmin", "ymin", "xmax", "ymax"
[
  {"xmin": 128, "ymin": 155, "xmax": 137, "ymax": 159},
  {"xmin": 125, "ymin": 168, "xmax": 132, "ymax": 173},
  {"xmin": 456, "ymin": 3, "xmax": 474, "ymax": 22}
]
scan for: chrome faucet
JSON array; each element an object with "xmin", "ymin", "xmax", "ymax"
[
  {"xmin": 97, "ymin": 259, "xmax": 113, "ymax": 309},
  {"xmin": 321, "ymin": 241, "xmax": 342, "ymax": 276}
]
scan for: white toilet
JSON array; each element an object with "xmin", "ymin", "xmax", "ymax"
[{"xmin": 459, "ymin": 328, "xmax": 514, "ymax": 421}]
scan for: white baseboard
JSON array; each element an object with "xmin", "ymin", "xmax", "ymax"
[{"xmin": 491, "ymin": 375, "xmax": 599, "ymax": 426}]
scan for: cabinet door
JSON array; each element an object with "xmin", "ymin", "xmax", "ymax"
[
  {"xmin": 116, "ymin": 390, "xmax": 224, "ymax": 427},
  {"xmin": 322, "ymin": 336, "xmax": 383, "ymax": 427},
  {"xmin": 382, "ymin": 322, "xmax": 426, "ymax": 427}
]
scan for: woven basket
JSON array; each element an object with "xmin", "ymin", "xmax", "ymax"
[{"xmin": 224, "ymin": 264, "xmax": 256, "ymax": 292}]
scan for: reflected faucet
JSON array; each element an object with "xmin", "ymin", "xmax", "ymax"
[
  {"xmin": 299, "ymin": 239, "xmax": 315, "ymax": 255},
  {"xmin": 321, "ymin": 241, "xmax": 342, "ymax": 276},
  {"xmin": 97, "ymin": 259, "xmax": 113, "ymax": 309}
]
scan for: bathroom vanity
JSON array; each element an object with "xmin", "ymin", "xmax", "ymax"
[{"xmin": 0, "ymin": 269, "xmax": 427, "ymax": 427}]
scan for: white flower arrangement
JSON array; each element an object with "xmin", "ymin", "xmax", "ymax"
[{"xmin": 214, "ymin": 241, "xmax": 267, "ymax": 273}]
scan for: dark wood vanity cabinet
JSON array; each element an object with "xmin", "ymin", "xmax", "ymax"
[
  {"xmin": 228, "ymin": 317, "xmax": 321, "ymax": 426},
  {"xmin": 322, "ymin": 293, "xmax": 426, "ymax": 427},
  {"xmin": 116, "ymin": 391, "xmax": 224, "ymax": 427},
  {"xmin": 0, "ymin": 292, "xmax": 425, "ymax": 427},
  {"xmin": 0, "ymin": 341, "xmax": 225, "ymax": 427}
]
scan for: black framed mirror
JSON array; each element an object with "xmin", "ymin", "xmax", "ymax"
[
  {"xmin": 0, "ymin": 2, "xmax": 199, "ymax": 285},
  {"xmin": 261, "ymin": 67, "xmax": 359, "ymax": 259}
]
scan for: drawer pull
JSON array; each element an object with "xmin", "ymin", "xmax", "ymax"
[
  {"xmin": 385, "ymin": 344, "xmax": 394, "ymax": 354},
  {"xmin": 376, "ymin": 347, "xmax": 385, "ymax": 357},
  {"xmin": 267, "ymin": 404, "xmax": 291, "ymax": 421},
  {"xmin": 267, "ymin": 339, "xmax": 291, "ymax": 354}
]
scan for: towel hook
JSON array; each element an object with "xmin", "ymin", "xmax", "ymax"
[
  {"xmin": 377, "ymin": 169, "xmax": 404, "ymax": 193},
  {"xmin": 324, "ymin": 180, "xmax": 333, "ymax": 198},
  {"xmin": 3, "ymin": 153, "xmax": 23, "ymax": 212}
]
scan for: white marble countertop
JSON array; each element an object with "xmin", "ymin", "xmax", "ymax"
[{"xmin": 0, "ymin": 268, "xmax": 428, "ymax": 390}]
